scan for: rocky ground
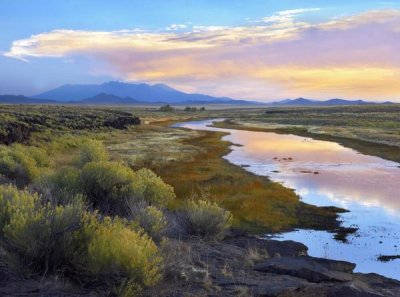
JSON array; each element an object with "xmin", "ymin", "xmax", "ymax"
[
  {"xmin": 144, "ymin": 232, "xmax": 400, "ymax": 297},
  {"xmin": 1, "ymin": 232, "xmax": 399, "ymax": 296}
]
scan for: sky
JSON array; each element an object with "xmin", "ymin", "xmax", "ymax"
[{"xmin": 1, "ymin": 0, "xmax": 400, "ymax": 101}]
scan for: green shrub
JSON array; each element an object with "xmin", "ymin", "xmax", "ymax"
[
  {"xmin": 184, "ymin": 200, "xmax": 233, "ymax": 239},
  {"xmin": 0, "ymin": 144, "xmax": 49, "ymax": 186},
  {"xmin": 134, "ymin": 206, "xmax": 167, "ymax": 239},
  {"xmin": 81, "ymin": 162, "xmax": 175, "ymax": 215},
  {"xmin": 81, "ymin": 161, "xmax": 135, "ymax": 213},
  {"xmin": 159, "ymin": 104, "xmax": 175, "ymax": 112},
  {"xmin": 0, "ymin": 184, "xmax": 38, "ymax": 233},
  {"xmin": 34, "ymin": 166, "xmax": 84, "ymax": 205},
  {"xmin": 82, "ymin": 216, "xmax": 163, "ymax": 295},
  {"xmin": 132, "ymin": 168, "xmax": 176, "ymax": 207},
  {"xmin": 76, "ymin": 139, "xmax": 109, "ymax": 167},
  {"xmin": 50, "ymin": 166, "xmax": 82, "ymax": 194},
  {"xmin": 0, "ymin": 185, "xmax": 85, "ymax": 275}
]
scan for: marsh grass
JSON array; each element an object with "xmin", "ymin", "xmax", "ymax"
[{"xmin": 148, "ymin": 127, "xmax": 342, "ymax": 233}]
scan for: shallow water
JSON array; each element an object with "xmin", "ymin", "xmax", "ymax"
[{"xmin": 174, "ymin": 119, "xmax": 400, "ymax": 280}]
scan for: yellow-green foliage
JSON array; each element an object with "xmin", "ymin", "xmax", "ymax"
[
  {"xmin": 0, "ymin": 185, "xmax": 84, "ymax": 274},
  {"xmin": 76, "ymin": 139, "xmax": 109, "ymax": 167},
  {"xmin": 34, "ymin": 166, "xmax": 83, "ymax": 204},
  {"xmin": 81, "ymin": 162, "xmax": 175, "ymax": 214},
  {"xmin": 133, "ymin": 168, "xmax": 176, "ymax": 207},
  {"xmin": 135, "ymin": 206, "xmax": 167, "ymax": 238},
  {"xmin": 50, "ymin": 166, "xmax": 82, "ymax": 194},
  {"xmin": 184, "ymin": 199, "xmax": 233, "ymax": 239},
  {"xmin": 81, "ymin": 161, "xmax": 135, "ymax": 213},
  {"xmin": 83, "ymin": 216, "xmax": 163, "ymax": 294},
  {"xmin": 0, "ymin": 184, "xmax": 38, "ymax": 232},
  {"xmin": 0, "ymin": 144, "xmax": 49, "ymax": 186}
]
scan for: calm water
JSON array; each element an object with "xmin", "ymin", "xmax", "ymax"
[{"xmin": 174, "ymin": 119, "xmax": 400, "ymax": 280}]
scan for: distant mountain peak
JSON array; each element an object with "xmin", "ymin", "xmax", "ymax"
[{"xmin": 32, "ymin": 81, "xmax": 260, "ymax": 105}]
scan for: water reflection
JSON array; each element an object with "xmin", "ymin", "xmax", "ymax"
[{"xmin": 175, "ymin": 119, "xmax": 400, "ymax": 279}]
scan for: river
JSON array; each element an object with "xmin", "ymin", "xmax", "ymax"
[{"xmin": 174, "ymin": 119, "xmax": 400, "ymax": 280}]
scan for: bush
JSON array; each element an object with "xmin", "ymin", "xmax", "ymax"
[
  {"xmin": 34, "ymin": 166, "xmax": 84, "ymax": 205},
  {"xmin": 131, "ymin": 205, "xmax": 167, "ymax": 239},
  {"xmin": 0, "ymin": 185, "xmax": 163, "ymax": 295},
  {"xmin": 0, "ymin": 184, "xmax": 38, "ymax": 232},
  {"xmin": 81, "ymin": 161, "xmax": 136, "ymax": 214},
  {"xmin": 82, "ymin": 216, "xmax": 163, "ymax": 295},
  {"xmin": 184, "ymin": 106, "xmax": 198, "ymax": 112},
  {"xmin": 76, "ymin": 139, "xmax": 109, "ymax": 167},
  {"xmin": 0, "ymin": 185, "xmax": 85, "ymax": 275},
  {"xmin": 132, "ymin": 168, "xmax": 176, "ymax": 207},
  {"xmin": 159, "ymin": 104, "xmax": 175, "ymax": 112},
  {"xmin": 81, "ymin": 163, "xmax": 175, "ymax": 214},
  {"xmin": 0, "ymin": 144, "xmax": 49, "ymax": 186},
  {"xmin": 183, "ymin": 200, "xmax": 233, "ymax": 239}
]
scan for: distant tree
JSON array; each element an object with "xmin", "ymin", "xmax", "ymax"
[
  {"xmin": 200, "ymin": 107, "xmax": 206, "ymax": 111},
  {"xmin": 184, "ymin": 106, "xmax": 198, "ymax": 112},
  {"xmin": 160, "ymin": 105, "xmax": 175, "ymax": 112}
]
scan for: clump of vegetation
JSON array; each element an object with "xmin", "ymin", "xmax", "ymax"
[
  {"xmin": 184, "ymin": 106, "xmax": 206, "ymax": 112},
  {"xmin": 131, "ymin": 204, "xmax": 167, "ymax": 239},
  {"xmin": 159, "ymin": 104, "xmax": 175, "ymax": 112},
  {"xmin": 183, "ymin": 199, "xmax": 233, "ymax": 239},
  {"xmin": 0, "ymin": 185, "xmax": 85, "ymax": 275},
  {"xmin": 132, "ymin": 168, "xmax": 176, "ymax": 207},
  {"xmin": 0, "ymin": 144, "xmax": 49, "ymax": 186},
  {"xmin": 0, "ymin": 184, "xmax": 164, "ymax": 295},
  {"xmin": 81, "ymin": 161, "xmax": 136, "ymax": 214},
  {"xmin": 80, "ymin": 161, "xmax": 175, "ymax": 214},
  {"xmin": 76, "ymin": 139, "xmax": 109, "ymax": 167},
  {"xmin": 80, "ymin": 216, "xmax": 163, "ymax": 295},
  {"xmin": 0, "ymin": 105, "xmax": 140, "ymax": 145}
]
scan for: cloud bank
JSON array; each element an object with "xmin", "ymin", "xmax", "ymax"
[{"xmin": 5, "ymin": 9, "xmax": 400, "ymax": 100}]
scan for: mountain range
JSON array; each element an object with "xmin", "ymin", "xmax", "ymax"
[
  {"xmin": 271, "ymin": 98, "xmax": 393, "ymax": 106},
  {"xmin": 32, "ymin": 81, "xmax": 258, "ymax": 105},
  {"xmin": 0, "ymin": 81, "xmax": 395, "ymax": 106}
]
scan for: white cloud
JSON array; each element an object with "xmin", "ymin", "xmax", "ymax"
[
  {"xmin": 261, "ymin": 7, "xmax": 320, "ymax": 23},
  {"xmin": 165, "ymin": 24, "xmax": 187, "ymax": 31}
]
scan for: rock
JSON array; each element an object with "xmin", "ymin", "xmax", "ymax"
[
  {"xmin": 225, "ymin": 237, "xmax": 308, "ymax": 258},
  {"xmin": 254, "ymin": 256, "xmax": 355, "ymax": 283},
  {"xmin": 217, "ymin": 274, "xmax": 311, "ymax": 296}
]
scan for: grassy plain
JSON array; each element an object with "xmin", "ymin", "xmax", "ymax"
[
  {"xmin": 3, "ymin": 104, "xmax": 397, "ymax": 234},
  {"xmin": 0, "ymin": 105, "xmax": 346, "ymax": 233}
]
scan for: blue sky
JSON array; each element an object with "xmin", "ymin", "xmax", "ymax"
[{"xmin": 1, "ymin": 0, "xmax": 400, "ymax": 100}]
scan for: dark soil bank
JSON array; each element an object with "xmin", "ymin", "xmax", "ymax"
[{"xmin": 2, "ymin": 232, "xmax": 399, "ymax": 296}]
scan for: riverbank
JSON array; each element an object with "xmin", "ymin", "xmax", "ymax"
[
  {"xmin": 149, "ymin": 121, "xmax": 346, "ymax": 234},
  {"xmin": 143, "ymin": 231, "xmax": 400, "ymax": 296},
  {"xmin": 211, "ymin": 106, "xmax": 400, "ymax": 163}
]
